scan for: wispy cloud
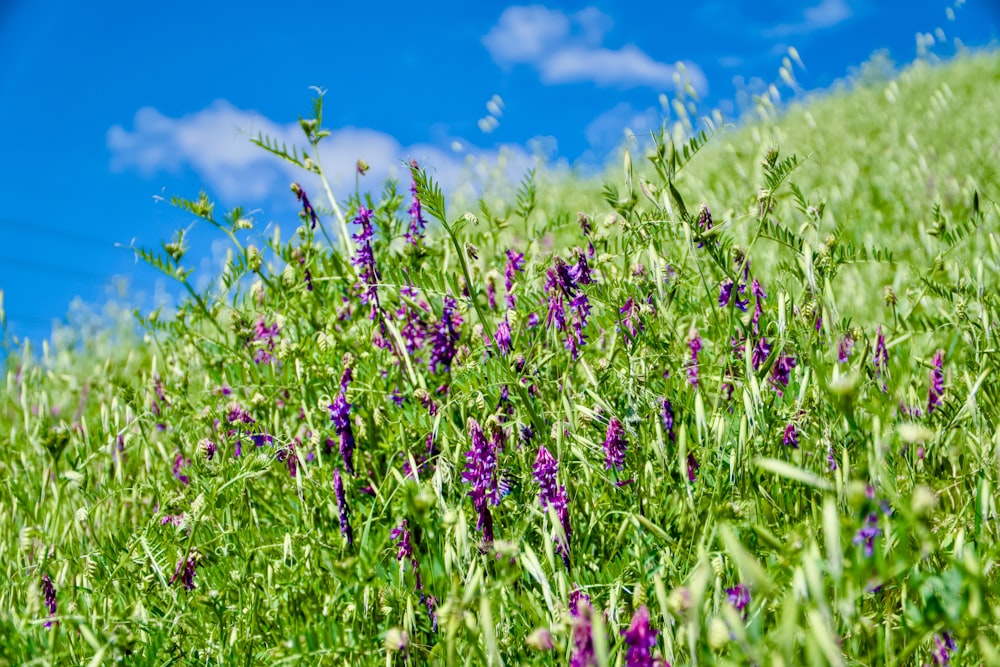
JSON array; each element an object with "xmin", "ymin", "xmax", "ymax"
[
  {"xmin": 585, "ymin": 102, "xmax": 661, "ymax": 154},
  {"xmin": 108, "ymin": 100, "xmax": 543, "ymax": 206},
  {"xmin": 483, "ymin": 5, "xmax": 706, "ymax": 93},
  {"xmin": 765, "ymin": 0, "xmax": 852, "ymax": 37}
]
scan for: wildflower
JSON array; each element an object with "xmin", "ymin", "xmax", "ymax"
[
  {"xmin": 203, "ymin": 439, "xmax": 217, "ymax": 460},
  {"xmin": 931, "ymin": 632, "xmax": 956, "ymax": 666},
  {"xmin": 251, "ymin": 317, "xmax": 280, "ymax": 365},
  {"xmin": 687, "ymin": 453, "xmax": 700, "ymax": 482},
  {"xmin": 853, "ymin": 512, "xmax": 881, "ymax": 557},
  {"xmin": 545, "ymin": 255, "xmax": 592, "ymax": 358},
  {"xmin": 604, "ymin": 417, "xmax": 627, "ymax": 471},
  {"xmin": 578, "ymin": 212, "xmax": 596, "ymax": 256},
  {"xmin": 328, "ymin": 365, "xmax": 356, "ymax": 474},
  {"xmin": 41, "ymin": 574, "xmax": 56, "ymax": 628},
  {"xmin": 619, "ymin": 298, "xmax": 644, "ymax": 343},
  {"xmin": 391, "ymin": 520, "xmax": 417, "ymax": 567},
  {"xmin": 688, "ymin": 330, "xmax": 702, "ymax": 387},
  {"xmin": 571, "ymin": 249, "xmax": 594, "ymax": 285},
  {"xmin": 751, "ymin": 278, "xmax": 766, "ymax": 334},
  {"xmin": 622, "ymin": 605, "xmax": 660, "ymax": 667},
  {"xmin": 570, "ymin": 597, "xmax": 597, "ymax": 667},
  {"xmin": 526, "ymin": 627, "xmax": 555, "ymax": 652},
  {"xmin": 170, "ymin": 550, "xmax": 199, "ymax": 591},
  {"xmin": 827, "ymin": 443, "xmax": 837, "ymax": 471},
  {"xmin": 351, "ymin": 206, "xmax": 380, "ymax": 318},
  {"xmin": 770, "ymin": 354, "xmax": 797, "ymax": 395},
  {"xmin": 783, "ymin": 422, "xmax": 799, "ymax": 448},
  {"xmin": 334, "ymin": 468, "xmax": 353, "ymax": 546},
  {"xmin": 660, "ymin": 399, "xmax": 675, "ymax": 442},
  {"xmin": 429, "ymin": 296, "xmax": 462, "ymax": 375},
  {"xmin": 838, "ymin": 333, "xmax": 854, "ymax": 363},
  {"xmin": 534, "ymin": 446, "xmax": 571, "ymax": 569},
  {"xmin": 726, "ymin": 583, "xmax": 751, "ymax": 618},
  {"xmin": 719, "ymin": 279, "xmax": 734, "ymax": 307},
  {"xmin": 406, "ymin": 172, "xmax": 426, "ymax": 246},
  {"xmin": 291, "ymin": 182, "xmax": 318, "ymax": 229},
  {"xmin": 504, "ymin": 249, "xmax": 525, "ymax": 308},
  {"xmin": 874, "ymin": 325, "xmax": 889, "ymax": 389},
  {"xmin": 172, "ymin": 452, "xmax": 190, "ymax": 485},
  {"xmin": 463, "ymin": 418, "xmax": 498, "ymax": 543},
  {"xmin": 927, "ymin": 349, "xmax": 945, "ymax": 414},
  {"xmin": 696, "ymin": 204, "xmax": 713, "ymax": 248},
  {"xmin": 494, "ymin": 317, "xmax": 513, "ymax": 356}
]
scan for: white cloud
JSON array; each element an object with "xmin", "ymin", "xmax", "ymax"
[
  {"xmin": 483, "ymin": 5, "xmax": 705, "ymax": 93},
  {"xmin": 108, "ymin": 100, "xmax": 547, "ymax": 208},
  {"xmin": 765, "ymin": 0, "xmax": 852, "ymax": 37}
]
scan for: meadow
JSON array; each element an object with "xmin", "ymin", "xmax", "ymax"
[{"xmin": 1, "ymin": 50, "xmax": 999, "ymax": 665}]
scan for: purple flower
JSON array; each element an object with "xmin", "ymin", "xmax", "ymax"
[
  {"xmin": 783, "ymin": 422, "xmax": 799, "ymax": 448},
  {"xmin": 328, "ymin": 366, "xmax": 356, "ymax": 474},
  {"xmin": 696, "ymin": 204, "xmax": 713, "ymax": 248},
  {"xmin": 928, "ymin": 349, "xmax": 945, "ymax": 414},
  {"xmin": 41, "ymin": 574, "xmax": 56, "ymax": 628},
  {"xmin": 688, "ymin": 330, "xmax": 702, "ymax": 387},
  {"xmin": 853, "ymin": 512, "xmax": 881, "ymax": 557},
  {"xmin": 291, "ymin": 182, "xmax": 318, "ymax": 228},
  {"xmin": 687, "ymin": 452, "xmax": 700, "ymax": 482},
  {"xmin": 751, "ymin": 278, "xmax": 766, "ymax": 334},
  {"xmin": 494, "ymin": 317, "xmax": 513, "ymax": 356},
  {"xmin": 719, "ymin": 279, "xmax": 734, "ymax": 308},
  {"xmin": 462, "ymin": 418, "xmax": 497, "ymax": 543},
  {"xmin": 838, "ymin": 334, "xmax": 854, "ymax": 363},
  {"xmin": 334, "ymin": 468, "xmax": 353, "ymax": 546},
  {"xmin": 571, "ymin": 250, "xmax": 594, "ymax": 286},
  {"xmin": 726, "ymin": 583, "xmax": 751, "ymax": 618},
  {"xmin": 874, "ymin": 325, "xmax": 889, "ymax": 390},
  {"xmin": 534, "ymin": 446, "xmax": 571, "ymax": 569},
  {"xmin": 570, "ymin": 597, "xmax": 597, "ymax": 667},
  {"xmin": 931, "ymin": 632, "xmax": 956, "ymax": 666},
  {"xmin": 204, "ymin": 439, "xmax": 217, "ymax": 460},
  {"xmin": 351, "ymin": 206, "xmax": 380, "ymax": 318},
  {"xmin": 170, "ymin": 551, "xmax": 198, "ymax": 591},
  {"xmin": 604, "ymin": 417, "xmax": 627, "ymax": 471},
  {"xmin": 827, "ymin": 444, "xmax": 837, "ymax": 471},
  {"xmin": 406, "ymin": 176, "xmax": 426, "ymax": 246},
  {"xmin": 622, "ymin": 605, "xmax": 659, "ymax": 667},
  {"xmin": 545, "ymin": 255, "xmax": 592, "ymax": 358},
  {"xmin": 771, "ymin": 354, "xmax": 797, "ymax": 395},
  {"xmin": 251, "ymin": 318, "xmax": 280, "ymax": 365},
  {"xmin": 660, "ymin": 399, "xmax": 675, "ymax": 442},
  {"xmin": 391, "ymin": 519, "xmax": 414, "ymax": 563},
  {"xmin": 429, "ymin": 296, "xmax": 462, "ymax": 374},
  {"xmin": 619, "ymin": 298, "xmax": 644, "ymax": 343},
  {"xmin": 504, "ymin": 249, "xmax": 525, "ymax": 308},
  {"xmin": 173, "ymin": 452, "xmax": 191, "ymax": 485}
]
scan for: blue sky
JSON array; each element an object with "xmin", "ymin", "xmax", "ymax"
[{"xmin": 0, "ymin": 0, "xmax": 997, "ymax": 348}]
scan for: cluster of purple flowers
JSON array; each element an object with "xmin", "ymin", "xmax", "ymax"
[
  {"xmin": 544, "ymin": 253, "xmax": 594, "ymax": 359},
  {"xmin": 396, "ymin": 281, "xmax": 429, "ymax": 358},
  {"xmin": 291, "ymin": 182, "xmax": 318, "ymax": 229},
  {"xmin": 853, "ymin": 512, "xmax": 882, "ymax": 557},
  {"xmin": 328, "ymin": 365, "xmax": 356, "ymax": 474},
  {"xmin": 534, "ymin": 446, "xmax": 571, "ymax": 569},
  {"xmin": 751, "ymin": 278, "xmax": 766, "ymax": 334},
  {"xmin": 622, "ymin": 605, "xmax": 664, "ymax": 667},
  {"xmin": 463, "ymin": 418, "xmax": 500, "ymax": 543},
  {"xmin": 696, "ymin": 204, "xmax": 714, "ymax": 248},
  {"xmin": 334, "ymin": 468, "xmax": 353, "ymax": 546},
  {"xmin": 172, "ymin": 451, "xmax": 191, "ymax": 485},
  {"xmin": 351, "ymin": 206, "xmax": 380, "ymax": 319},
  {"xmin": 930, "ymin": 632, "xmax": 957, "ymax": 665},
  {"xmin": 726, "ymin": 583, "xmax": 751, "ymax": 618},
  {"xmin": 928, "ymin": 349, "xmax": 945, "ymax": 414},
  {"xmin": 170, "ymin": 550, "xmax": 198, "ymax": 591},
  {"xmin": 603, "ymin": 417, "xmax": 628, "ymax": 471},
  {"xmin": 406, "ymin": 167, "xmax": 427, "ymax": 246},
  {"xmin": 770, "ymin": 354, "xmax": 797, "ymax": 396},
  {"xmin": 660, "ymin": 399, "xmax": 675, "ymax": 442},
  {"xmin": 570, "ymin": 593, "xmax": 597, "ymax": 667},
  {"xmin": 783, "ymin": 421, "xmax": 799, "ymax": 448},
  {"xmin": 391, "ymin": 519, "xmax": 439, "ymax": 630},
  {"xmin": 719, "ymin": 258, "xmax": 751, "ymax": 312},
  {"xmin": 838, "ymin": 333, "xmax": 855, "ymax": 363},
  {"xmin": 41, "ymin": 574, "xmax": 56, "ymax": 628},
  {"xmin": 429, "ymin": 296, "xmax": 463, "ymax": 375},
  {"xmin": 687, "ymin": 330, "xmax": 703, "ymax": 387},
  {"xmin": 494, "ymin": 317, "xmax": 513, "ymax": 356},
  {"xmin": 251, "ymin": 318, "xmax": 280, "ymax": 365},
  {"xmin": 504, "ymin": 249, "xmax": 525, "ymax": 308}
]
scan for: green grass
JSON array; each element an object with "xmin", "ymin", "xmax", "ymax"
[{"xmin": 2, "ymin": 50, "xmax": 1000, "ymax": 666}]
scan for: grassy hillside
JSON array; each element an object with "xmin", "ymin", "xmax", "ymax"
[{"xmin": 2, "ymin": 51, "xmax": 999, "ymax": 666}]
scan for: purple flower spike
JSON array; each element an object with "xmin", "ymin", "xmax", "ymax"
[
  {"xmin": 928, "ymin": 349, "xmax": 945, "ymax": 414},
  {"xmin": 726, "ymin": 583, "xmax": 751, "ymax": 618},
  {"xmin": 406, "ymin": 174, "xmax": 427, "ymax": 246},
  {"xmin": 351, "ymin": 206, "xmax": 380, "ymax": 318},
  {"xmin": 838, "ymin": 334, "xmax": 854, "ymax": 363},
  {"xmin": 719, "ymin": 279, "xmax": 734, "ymax": 307},
  {"xmin": 292, "ymin": 182, "xmax": 318, "ymax": 229},
  {"xmin": 622, "ymin": 605, "xmax": 660, "ymax": 667},
  {"xmin": 429, "ymin": 296, "xmax": 462, "ymax": 374},
  {"xmin": 853, "ymin": 512, "xmax": 881, "ymax": 557},
  {"xmin": 173, "ymin": 452, "xmax": 191, "ymax": 485},
  {"xmin": 660, "ymin": 399, "xmax": 675, "ymax": 442},
  {"xmin": 932, "ymin": 632, "xmax": 956, "ymax": 666},
  {"xmin": 570, "ymin": 597, "xmax": 596, "ymax": 667},
  {"xmin": 688, "ymin": 330, "xmax": 702, "ymax": 387},
  {"xmin": 494, "ymin": 317, "xmax": 513, "ymax": 356},
  {"xmin": 604, "ymin": 417, "xmax": 627, "ymax": 471},
  {"xmin": 534, "ymin": 446, "xmax": 571, "ymax": 569},
  {"xmin": 334, "ymin": 468, "xmax": 353, "ymax": 546},
  {"xmin": 170, "ymin": 551, "xmax": 198, "ymax": 591},
  {"xmin": 463, "ymin": 418, "xmax": 498, "ymax": 543},
  {"xmin": 751, "ymin": 278, "xmax": 766, "ymax": 334},
  {"xmin": 328, "ymin": 373, "xmax": 356, "ymax": 476},
  {"xmin": 783, "ymin": 422, "xmax": 799, "ymax": 448},
  {"xmin": 41, "ymin": 574, "xmax": 56, "ymax": 628}
]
